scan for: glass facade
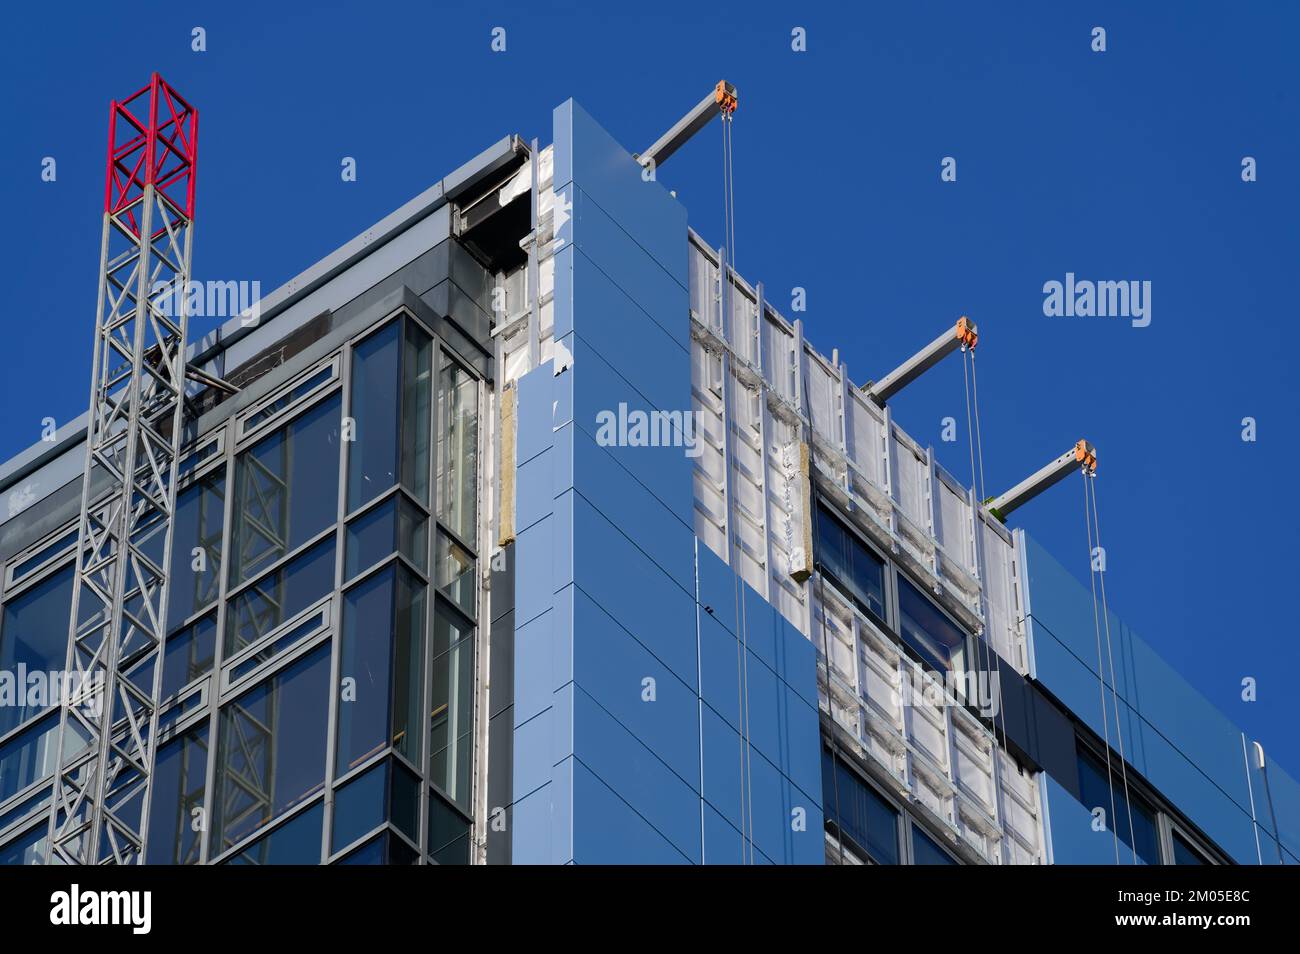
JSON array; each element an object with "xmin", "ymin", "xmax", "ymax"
[{"xmin": 0, "ymin": 307, "xmax": 480, "ymax": 865}]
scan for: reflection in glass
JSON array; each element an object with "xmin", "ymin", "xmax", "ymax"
[
  {"xmin": 0, "ymin": 565, "xmax": 92, "ymax": 736},
  {"xmin": 168, "ymin": 467, "xmax": 225, "ymax": 630},
  {"xmin": 437, "ymin": 357, "xmax": 477, "ymax": 543},
  {"xmin": 428, "ymin": 787, "xmax": 470, "ymax": 865},
  {"xmin": 159, "ymin": 612, "xmax": 217, "ymax": 699},
  {"xmin": 225, "ymin": 538, "xmax": 334, "ymax": 656},
  {"xmin": 402, "ymin": 323, "xmax": 432, "ymax": 504},
  {"xmin": 897, "ymin": 576, "xmax": 967, "ymax": 673},
  {"xmin": 348, "ymin": 323, "xmax": 401, "ymax": 511},
  {"xmin": 223, "ymin": 802, "xmax": 323, "ymax": 865},
  {"xmin": 434, "ymin": 532, "xmax": 475, "ymax": 616},
  {"xmin": 230, "ymin": 395, "xmax": 340, "ymax": 587},
  {"xmin": 336, "ymin": 567, "xmax": 425, "ymax": 773},
  {"xmin": 147, "ymin": 725, "xmax": 208, "ymax": 865},
  {"xmin": 821, "ymin": 748, "xmax": 899, "ymax": 864},
  {"xmin": 344, "ymin": 494, "xmax": 427, "ymax": 581},
  {"xmin": 1076, "ymin": 746, "xmax": 1160, "ymax": 865},
  {"xmin": 814, "ymin": 505, "xmax": 885, "ymax": 620},
  {"xmin": 212, "ymin": 645, "xmax": 331, "ymax": 854},
  {"xmin": 430, "ymin": 605, "xmax": 474, "ymax": 811}
]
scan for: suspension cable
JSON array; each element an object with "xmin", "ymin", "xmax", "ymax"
[
  {"xmin": 1088, "ymin": 474, "xmax": 1139, "ymax": 863},
  {"xmin": 1082, "ymin": 472, "xmax": 1122, "ymax": 864}
]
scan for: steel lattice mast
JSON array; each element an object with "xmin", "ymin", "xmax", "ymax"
[{"xmin": 47, "ymin": 74, "xmax": 198, "ymax": 865}]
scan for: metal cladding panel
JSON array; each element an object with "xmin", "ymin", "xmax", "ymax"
[
  {"xmin": 1024, "ymin": 536, "xmax": 1293, "ymax": 863},
  {"xmin": 845, "ymin": 389, "xmax": 885, "ymax": 489},
  {"xmin": 508, "ymin": 101, "xmax": 823, "ymax": 864}
]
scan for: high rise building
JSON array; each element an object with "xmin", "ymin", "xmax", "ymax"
[{"xmin": 0, "ymin": 98, "xmax": 1294, "ymax": 866}]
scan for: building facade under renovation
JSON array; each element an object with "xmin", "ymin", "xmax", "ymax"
[{"xmin": 0, "ymin": 93, "xmax": 1296, "ymax": 865}]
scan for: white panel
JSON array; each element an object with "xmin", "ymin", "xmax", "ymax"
[
  {"xmin": 845, "ymin": 390, "xmax": 884, "ymax": 489},
  {"xmin": 806, "ymin": 354, "xmax": 838, "ymax": 444}
]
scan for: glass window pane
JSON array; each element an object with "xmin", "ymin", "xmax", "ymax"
[
  {"xmin": 146, "ymin": 725, "xmax": 208, "ymax": 865},
  {"xmin": 402, "ymin": 322, "xmax": 433, "ymax": 504},
  {"xmin": 822, "ymin": 749, "xmax": 899, "ymax": 864},
  {"xmin": 0, "ymin": 713, "xmax": 61, "ymax": 804},
  {"xmin": 225, "ymin": 538, "xmax": 334, "ymax": 656},
  {"xmin": 336, "ymin": 568, "xmax": 425, "ymax": 774},
  {"xmin": 1172, "ymin": 830, "xmax": 1209, "ymax": 865},
  {"xmin": 437, "ymin": 357, "xmax": 477, "ymax": 543},
  {"xmin": 428, "ymin": 787, "xmax": 470, "ymax": 861},
  {"xmin": 230, "ymin": 394, "xmax": 341, "ymax": 587},
  {"xmin": 168, "ymin": 467, "xmax": 225, "ymax": 630},
  {"xmin": 223, "ymin": 802, "xmax": 323, "ymax": 865},
  {"xmin": 897, "ymin": 576, "xmax": 966, "ymax": 673},
  {"xmin": 1076, "ymin": 746, "xmax": 1160, "ymax": 865},
  {"xmin": 160, "ymin": 612, "xmax": 217, "ymax": 699},
  {"xmin": 434, "ymin": 532, "xmax": 475, "ymax": 616},
  {"xmin": 0, "ymin": 565, "xmax": 93, "ymax": 736},
  {"xmin": 348, "ymin": 323, "xmax": 401, "ymax": 511},
  {"xmin": 336, "ymin": 833, "xmax": 386, "ymax": 865},
  {"xmin": 331, "ymin": 760, "xmax": 387, "ymax": 853},
  {"xmin": 429, "ymin": 606, "xmax": 474, "ymax": 811},
  {"xmin": 814, "ymin": 506, "xmax": 884, "ymax": 619},
  {"xmin": 0, "ymin": 823, "xmax": 46, "ymax": 866},
  {"xmin": 912, "ymin": 825, "xmax": 957, "ymax": 865},
  {"xmin": 213, "ymin": 646, "xmax": 331, "ymax": 853},
  {"xmin": 345, "ymin": 495, "xmax": 427, "ymax": 580}
]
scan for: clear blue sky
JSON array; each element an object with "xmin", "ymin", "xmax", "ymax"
[{"xmin": 2, "ymin": 2, "xmax": 1296, "ymax": 772}]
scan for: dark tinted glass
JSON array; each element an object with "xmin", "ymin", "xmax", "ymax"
[
  {"xmin": 225, "ymin": 537, "xmax": 334, "ymax": 656},
  {"xmin": 348, "ymin": 322, "xmax": 401, "ymax": 510},
  {"xmin": 897, "ymin": 576, "xmax": 966, "ymax": 672},
  {"xmin": 168, "ymin": 467, "xmax": 225, "ymax": 629},
  {"xmin": 230, "ymin": 395, "xmax": 341, "ymax": 586},
  {"xmin": 814, "ymin": 505, "xmax": 885, "ymax": 619},
  {"xmin": 1076, "ymin": 746, "xmax": 1161, "ymax": 865},
  {"xmin": 1172, "ymin": 830, "xmax": 1209, "ymax": 865},
  {"xmin": 912, "ymin": 826, "xmax": 957, "ymax": 865},
  {"xmin": 822, "ymin": 749, "xmax": 899, "ymax": 864},
  {"xmin": 224, "ymin": 802, "xmax": 323, "ymax": 865},
  {"xmin": 213, "ymin": 646, "xmax": 331, "ymax": 852},
  {"xmin": 147, "ymin": 725, "xmax": 208, "ymax": 865}
]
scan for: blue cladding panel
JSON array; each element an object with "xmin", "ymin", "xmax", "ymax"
[
  {"xmin": 569, "ymin": 491, "xmax": 697, "ymax": 690},
  {"xmin": 570, "ymin": 759, "xmax": 690, "ymax": 865},
  {"xmin": 571, "ymin": 586, "xmax": 700, "ymax": 791},
  {"xmin": 571, "ymin": 686, "xmax": 701, "ymax": 862},
  {"xmin": 551, "ymin": 100, "xmax": 687, "ymax": 285},
  {"xmin": 511, "ymin": 101, "xmax": 822, "ymax": 864},
  {"xmin": 1026, "ymin": 535, "xmax": 1296, "ymax": 863}
]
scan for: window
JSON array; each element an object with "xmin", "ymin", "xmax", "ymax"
[
  {"xmin": 331, "ymin": 758, "xmax": 420, "ymax": 853},
  {"xmin": 911, "ymin": 826, "xmax": 958, "ymax": 865},
  {"xmin": 401, "ymin": 323, "xmax": 433, "ymax": 503},
  {"xmin": 429, "ymin": 604, "xmax": 474, "ymax": 811},
  {"xmin": 0, "ymin": 823, "xmax": 46, "ymax": 866},
  {"xmin": 158, "ymin": 612, "xmax": 217, "ymax": 700},
  {"xmin": 437, "ymin": 356, "xmax": 478, "ymax": 543},
  {"xmin": 335, "ymin": 830, "xmax": 418, "ymax": 866},
  {"xmin": 897, "ymin": 576, "xmax": 967, "ymax": 673},
  {"xmin": 168, "ymin": 467, "xmax": 225, "ymax": 630},
  {"xmin": 1076, "ymin": 746, "xmax": 1160, "ymax": 865},
  {"xmin": 0, "ymin": 714, "xmax": 61, "ymax": 805},
  {"xmin": 223, "ymin": 802, "xmax": 324, "ymax": 865},
  {"xmin": 348, "ymin": 323, "xmax": 402, "ymax": 511},
  {"xmin": 814, "ymin": 505, "xmax": 885, "ymax": 620},
  {"xmin": 1171, "ymin": 829, "xmax": 1210, "ymax": 865},
  {"xmin": 335, "ymin": 566, "xmax": 425, "ymax": 773},
  {"xmin": 229, "ymin": 394, "xmax": 341, "ymax": 587},
  {"xmin": 146, "ymin": 726, "xmax": 208, "ymax": 865},
  {"xmin": 0, "ymin": 565, "xmax": 92, "ymax": 736},
  {"xmin": 429, "ymin": 788, "xmax": 470, "ymax": 865},
  {"xmin": 225, "ymin": 537, "xmax": 334, "ymax": 656},
  {"xmin": 434, "ymin": 532, "xmax": 475, "ymax": 616},
  {"xmin": 212, "ymin": 645, "xmax": 331, "ymax": 854},
  {"xmin": 821, "ymin": 748, "xmax": 899, "ymax": 864},
  {"xmin": 344, "ymin": 494, "xmax": 428, "ymax": 581}
]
